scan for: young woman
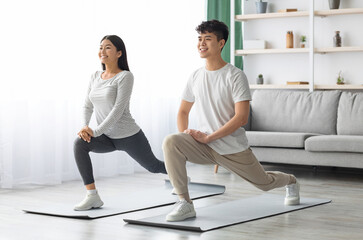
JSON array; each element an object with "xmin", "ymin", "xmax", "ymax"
[{"xmin": 73, "ymin": 35, "xmax": 167, "ymax": 211}]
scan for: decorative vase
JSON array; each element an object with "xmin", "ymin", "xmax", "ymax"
[
  {"xmin": 286, "ymin": 31, "xmax": 294, "ymax": 48},
  {"xmin": 256, "ymin": 77, "xmax": 264, "ymax": 85},
  {"xmin": 329, "ymin": 0, "xmax": 340, "ymax": 10},
  {"xmin": 255, "ymin": 1, "xmax": 268, "ymax": 14},
  {"xmin": 333, "ymin": 31, "xmax": 342, "ymax": 47}
]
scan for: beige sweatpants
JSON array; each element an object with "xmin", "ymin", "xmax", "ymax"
[{"xmin": 162, "ymin": 133, "xmax": 295, "ymax": 195}]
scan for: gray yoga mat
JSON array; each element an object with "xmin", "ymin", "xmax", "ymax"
[
  {"xmin": 22, "ymin": 180, "xmax": 225, "ymax": 219},
  {"xmin": 124, "ymin": 194, "xmax": 331, "ymax": 232}
]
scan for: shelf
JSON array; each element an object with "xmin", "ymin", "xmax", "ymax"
[
  {"xmin": 235, "ymin": 8, "xmax": 363, "ymax": 21},
  {"xmin": 250, "ymin": 84, "xmax": 363, "ymax": 90},
  {"xmin": 236, "ymin": 47, "xmax": 363, "ymax": 56},
  {"xmin": 316, "ymin": 46, "xmax": 363, "ymax": 54},
  {"xmin": 315, "ymin": 8, "xmax": 363, "ymax": 17},
  {"xmin": 235, "ymin": 48, "xmax": 309, "ymax": 56},
  {"xmin": 250, "ymin": 84, "xmax": 309, "ymax": 89},
  {"xmin": 314, "ymin": 84, "xmax": 363, "ymax": 90},
  {"xmin": 235, "ymin": 11, "xmax": 309, "ymax": 21}
]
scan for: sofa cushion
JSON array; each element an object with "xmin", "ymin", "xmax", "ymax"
[
  {"xmin": 247, "ymin": 131, "xmax": 319, "ymax": 148},
  {"xmin": 251, "ymin": 90, "xmax": 341, "ymax": 135},
  {"xmin": 337, "ymin": 92, "xmax": 363, "ymax": 135},
  {"xmin": 305, "ymin": 135, "xmax": 363, "ymax": 153}
]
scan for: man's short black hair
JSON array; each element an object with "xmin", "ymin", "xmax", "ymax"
[{"xmin": 196, "ymin": 19, "xmax": 229, "ymax": 43}]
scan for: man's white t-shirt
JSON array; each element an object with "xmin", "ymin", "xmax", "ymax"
[{"xmin": 182, "ymin": 63, "xmax": 252, "ymax": 155}]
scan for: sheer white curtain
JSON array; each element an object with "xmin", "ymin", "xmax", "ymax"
[{"xmin": 0, "ymin": 0, "xmax": 204, "ymax": 188}]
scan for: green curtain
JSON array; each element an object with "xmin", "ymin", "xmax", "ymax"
[{"xmin": 207, "ymin": 0, "xmax": 243, "ymax": 70}]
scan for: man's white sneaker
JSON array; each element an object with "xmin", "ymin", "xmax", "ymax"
[
  {"xmin": 171, "ymin": 176, "xmax": 191, "ymax": 195},
  {"xmin": 166, "ymin": 199, "xmax": 196, "ymax": 222},
  {"xmin": 74, "ymin": 192, "xmax": 104, "ymax": 211},
  {"xmin": 284, "ymin": 181, "xmax": 300, "ymax": 205}
]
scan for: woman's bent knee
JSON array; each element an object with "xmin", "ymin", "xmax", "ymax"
[{"xmin": 73, "ymin": 137, "xmax": 87, "ymax": 152}]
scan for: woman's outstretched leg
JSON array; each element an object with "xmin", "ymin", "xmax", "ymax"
[{"xmin": 115, "ymin": 130, "xmax": 167, "ymax": 174}]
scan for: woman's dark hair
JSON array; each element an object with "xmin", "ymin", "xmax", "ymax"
[
  {"xmin": 101, "ymin": 35, "xmax": 130, "ymax": 71},
  {"xmin": 196, "ymin": 20, "xmax": 229, "ymax": 50}
]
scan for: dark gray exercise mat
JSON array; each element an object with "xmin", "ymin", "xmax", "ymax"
[
  {"xmin": 124, "ymin": 194, "xmax": 331, "ymax": 232},
  {"xmin": 22, "ymin": 180, "xmax": 225, "ymax": 219}
]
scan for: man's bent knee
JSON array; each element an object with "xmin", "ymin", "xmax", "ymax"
[{"xmin": 162, "ymin": 133, "xmax": 186, "ymax": 151}]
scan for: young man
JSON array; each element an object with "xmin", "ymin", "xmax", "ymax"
[{"xmin": 162, "ymin": 20, "xmax": 300, "ymax": 222}]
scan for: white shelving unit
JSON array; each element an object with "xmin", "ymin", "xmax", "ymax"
[{"xmin": 230, "ymin": 1, "xmax": 363, "ymax": 91}]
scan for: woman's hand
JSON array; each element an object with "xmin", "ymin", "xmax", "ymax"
[
  {"xmin": 78, "ymin": 130, "xmax": 91, "ymax": 143},
  {"xmin": 78, "ymin": 126, "xmax": 94, "ymax": 143},
  {"xmin": 184, "ymin": 129, "xmax": 210, "ymax": 144}
]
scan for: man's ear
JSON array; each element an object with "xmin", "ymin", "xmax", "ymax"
[{"xmin": 219, "ymin": 39, "xmax": 226, "ymax": 51}]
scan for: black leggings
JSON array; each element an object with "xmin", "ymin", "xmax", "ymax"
[{"xmin": 74, "ymin": 130, "xmax": 167, "ymax": 185}]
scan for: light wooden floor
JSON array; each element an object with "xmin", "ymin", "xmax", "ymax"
[{"xmin": 1, "ymin": 163, "xmax": 363, "ymax": 240}]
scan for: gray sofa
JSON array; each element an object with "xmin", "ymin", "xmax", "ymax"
[{"xmin": 245, "ymin": 90, "xmax": 363, "ymax": 169}]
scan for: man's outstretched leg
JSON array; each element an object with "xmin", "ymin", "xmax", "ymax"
[{"xmin": 212, "ymin": 148, "xmax": 300, "ymax": 205}]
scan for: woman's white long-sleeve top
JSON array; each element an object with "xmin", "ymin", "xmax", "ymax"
[{"xmin": 82, "ymin": 70, "xmax": 140, "ymax": 138}]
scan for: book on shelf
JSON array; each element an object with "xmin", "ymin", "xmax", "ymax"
[
  {"xmin": 286, "ymin": 81, "xmax": 309, "ymax": 85},
  {"xmin": 278, "ymin": 9, "xmax": 298, "ymax": 13}
]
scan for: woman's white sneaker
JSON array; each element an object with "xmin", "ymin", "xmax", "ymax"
[
  {"xmin": 166, "ymin": 199, "xmax": 196, "ymax": 222},
  {"xmin": 74, "ymin": 192, "xmax": 104, "ymax": 211},
  {"xmin": 284, "ymin": 181, "xmax": 300, "ymax": 205}
]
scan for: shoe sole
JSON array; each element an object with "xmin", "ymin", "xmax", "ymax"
[
  {"xmin": 166, "ymin": 211, "xmax": 196, "ymax": 222},
  {"xmin": 284, "ymin": 198, "xmax": 300, "ymax": 205},
  {"xmin": 74, "ymin": 201, "xmax": 104, "ymax": 211}
]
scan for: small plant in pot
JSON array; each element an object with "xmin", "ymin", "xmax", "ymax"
[
  {"xmin": 256, "ymin": 74, "xmax": 264, "ymax": 84},
  {"xmin": 337, "ymin": 71, "xmax": 345, "ymax": 85},
  {"xmin": 300, "ymin": 35, "xmax": 307, "ymax": 48}
]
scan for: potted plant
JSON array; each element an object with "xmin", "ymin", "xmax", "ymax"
[
  {"xmin": 337, "ymin": 71, "xmax": 345, "ymax": 85},
  {"xmin": 300, "ymin": 35, "xmax": 307, "ymax": 48},
  {"xmin": 256, "ymin": 74, "xmax": 264, "ymax": 84},
  {"xmin": 329, "ymin": 0, "xmax": 340, "ymax": 10}
]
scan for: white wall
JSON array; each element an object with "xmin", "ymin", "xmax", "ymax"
[
  {"xmin": 0, "ymin": 0, "xmax": 205, "ymax": 187},
  {"xmin": 243, "ymin": 0, "xmax": 363, "ymax": 85}
]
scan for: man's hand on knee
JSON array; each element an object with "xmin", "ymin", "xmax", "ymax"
[{"xmin": 185, "ymin": 129, "xmax": 210, "ymax": 144}]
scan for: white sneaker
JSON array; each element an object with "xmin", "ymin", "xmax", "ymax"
[
  {"xmin": 171, "ymin": 176, "xmax": 191, "ymax": 195},
  {"xmin": 284, "ymin": 181, "xmax": 300, "ymax": 205},
  {"xmin": 74, "ymin": 192, "xmax": 104, "ymax": 211},
  {"xmin": 166, "ymin": 199, "xmax": 196, "ymax": 222}
]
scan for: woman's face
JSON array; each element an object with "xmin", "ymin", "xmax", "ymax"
[{"xmin": 98, "ymin": 39, "xmax": 122, "ymax": 65}]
